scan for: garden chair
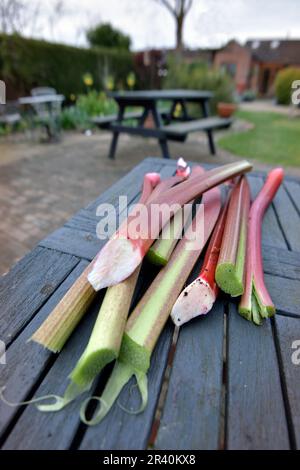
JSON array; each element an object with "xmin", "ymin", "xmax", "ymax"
[{"xmin": 28, "ymin": 87, "xmax": 63, "ymax": 141}]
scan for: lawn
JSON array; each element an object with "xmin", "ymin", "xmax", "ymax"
[{"xmin": 218, "ymin": 110, "xmax": 300, "ymax": 167}]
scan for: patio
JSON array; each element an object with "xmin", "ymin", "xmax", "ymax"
[{"xmin": 1, "ymin": 128, "xmax": 299, "ymax": 276}]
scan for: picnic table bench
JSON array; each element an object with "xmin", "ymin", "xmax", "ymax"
[
  {"xmin": 92, "ymin": 90, "xmax": 232, "ymax": 159},
  {"xmin": 0, "ymin": 157, "xmax": 300, "ymax": 450}
]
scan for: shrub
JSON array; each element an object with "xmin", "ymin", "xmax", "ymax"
[
  {"xmin": 59, "ymin": 91, "xmax": 119, "ymax": 130},
  {"xmin": 59, "ymin": 106, "xmax": 89, "ymax": 130},
  {"xmin": 163, "ymin": 58, "xmax": 234, "ymax": 113},
  {"xmin": 0, "ymin": 33, "xmax": 133, "ymax": 99},
  {"xmin": 76, "ymin": 91, "xmax": 117, "ymax": 117},
  {"xmin": 275, "ymin": 67, "xmax": 300, "ymax": 105}
]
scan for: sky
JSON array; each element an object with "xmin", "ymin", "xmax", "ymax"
[{"xmin": 12, "ymin": 0, "xmax": 300, "ymax": 50}]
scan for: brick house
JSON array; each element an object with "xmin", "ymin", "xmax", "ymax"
[{"xmin": 213, "ymin": 39, "xmax": 300, "ymax": 96}]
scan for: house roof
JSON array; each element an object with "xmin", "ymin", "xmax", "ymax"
[{"xmin": 246, "ymin": 39, "xmax": 300, "ymax": 65}]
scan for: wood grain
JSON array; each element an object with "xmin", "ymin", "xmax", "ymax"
[
  {"xmin": 226, "ymin": 304, "xmax": 290, "ymax": 450},
  {"xmin": 155, "ymin": 301, "xmax": 225, "ymax": 450}
]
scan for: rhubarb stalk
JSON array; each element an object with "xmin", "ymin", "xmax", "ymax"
[
  {"xmin": 80, "ymin": 179, "xmax": 222, "ymax": 425},
  {"xmin": 171, "ymin": 197, "xmax": 229, "ymax": 326},
  {"xmin": 30, "ymin": 172, "xmax": 162, "ymax": 353},
  {"xmin": 215, "ymin": 176, "xmax": 250, "ymax": 296},
  {"xmin": 30, "ymin": 159, "xmax": 191, "ymax": 353},
  {"xmin": 88, "ymin": 160, "xmax": 252, "ymax": 291},
  {"xmin": 239, "ymin": 168, "xmax": 284, "ymax": 324},
  {"xmin": 147, "ymin": 166, "xmax": 204, "ymax": 266}
]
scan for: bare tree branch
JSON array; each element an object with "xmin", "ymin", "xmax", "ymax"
[
  {"xmin": 152, "ymin": 0, "xmax": 193, "ymax": 51},
  {"xmin": 184, "ymin": 0, "xmax": 193, "ymax": 15},
  {"xmin": 154, "ymin": 0, "xmax": 177, "ymax": 18}
]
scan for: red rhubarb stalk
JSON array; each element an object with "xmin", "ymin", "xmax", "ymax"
[
  {"xmin": 171, "ymin": 197, "xmax": 229, "ymax": 326},
  {"xmin": 88, "ymin": 160, "xmax": 252, "ymax": 290},
  {"xmin": 239, "ymin": 168, "xmax": 284, "ymax": 324},
  {"xmin": 215, "ymin": 176, "xmax": 251, "ymax": 296}
]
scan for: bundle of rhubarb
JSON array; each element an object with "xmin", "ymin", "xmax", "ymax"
[
  {"xmin": 0, "ymin": 159, "xmax": 284, "ymax": 425},
  {"xmin": 172, "ymin": 167, "xmax": 284, "ymax": 326}
]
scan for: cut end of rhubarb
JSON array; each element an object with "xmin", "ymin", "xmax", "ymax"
[
  {"xmin": 70, "ymin": 349, "xmax": 116, "ymax": 387},
  {"xmin": 171, "ymin": 278, "xmax": 216, "ymax": 327},
  {"xmin": 215, "ymin": 263, "xmax": 244, "ymax": 297},
  {"xmin": 88, "ymin": 238, "xmax": 143, "ymax": 290},
  {"xmin": 146, "ymin": 248, "xmax": 168, "ymax": 266}
]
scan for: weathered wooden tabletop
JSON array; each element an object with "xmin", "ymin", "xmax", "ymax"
[{"xmin": 0, "ymin": 157, "xmax": 299, "ymax": 450}]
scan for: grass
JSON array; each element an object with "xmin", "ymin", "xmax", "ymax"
[{"xmin": 218, "ymin": 110, "xmax": 300, "ymax": 167}]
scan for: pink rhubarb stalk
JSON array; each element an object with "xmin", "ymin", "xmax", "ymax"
[
  {"xmin": 239, "ymin": 168, "xmax": 284, "ymax": 324},
  {"xmin": 171, "ymin": 197, "xmax": 229, "ymax": 326},
  {"xmin": 88, "ymin": 160, "xmax": 252, "ymax": 290}
]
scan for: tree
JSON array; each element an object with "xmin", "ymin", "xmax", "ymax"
[
  {"xmin": 86, "ymin": 23, "xmax": 131, "ymax": 50},
  {"xmin": 153, "ymin": 0, "xmax": 193, "ymax": 53},
  {"xmin": 0, "ymin": 0, "xmax": 40, "ymax": 35}
]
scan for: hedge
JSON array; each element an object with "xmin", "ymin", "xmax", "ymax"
[{"xmin": 0, "ymin": 34, "xmax": 133, "ymax": 100}]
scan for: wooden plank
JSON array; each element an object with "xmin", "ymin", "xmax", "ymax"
[
  {"xmin": 247, "ymin": 175, "xmax": 287, "ymax": 250},
  {"xmin": 262, "ymin": 246, "xmax": 300, "ymax": 281},
  {"xmin": 274, "ymin": 315, "xmax": 300, "ymax": 449},
  {"xmin": 226, "ymin": 304, "xmax": 290, "ymax": 450},
  {"xmin": 155, "ymin": 301, "xmax": 225, "ymax": 450},
  {"xmin": 39, "ymin": 226, "xmax": 102, "ymax": 261},
  {"xmin": 265, "ymin": 274, "xmax": 300, "ymax": 317},
  {"xmin": 85, "ymin": 158, "xmax": 164, "ymax": 213},
  {"xmin": 39, "ymin": 162, "xmax": 175, "ymax": 260},
  {"xmin": 1, "ymin": 290, "xmax": 104, "ymax": 450},
  {"xmin": 0, "ymin": 260, "xmax": 89, "ymax": 441},
  {"xmin": 162, "ymin": 117, "xmax": 232, "ymax": 136},
  {"xmin": 272, "ymin": 185, "xmax": 300, "ymax": 252},
  {"xmin": 79, "ymin": 324, "xmax": 173, "ymax": 450},
  {"xmin": 284, "ymin": 181, "xmax": 300, "ymax": 215},
  {"xmin": 0, "ymin": 247, "xmax": 78, "ymax": 345}
]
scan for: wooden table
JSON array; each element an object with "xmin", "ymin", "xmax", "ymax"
[
  {"xmin": 105, "ymin": 90, "xmax": 227, "ymax": 159},
  {"xmin": 0, "ymin": 158, "xmax": 300, "ymax": 450}
]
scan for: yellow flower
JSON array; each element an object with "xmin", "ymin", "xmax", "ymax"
[
  {"xmin": 70, "ymin": 93, "xmax": 76, "ymax": 101},
  {"xmin": 126, "ymin": 72, "xmax": 136, "ymax": 89},
  {"xmin": 174, "ymin": 103, "xmax": 182, "ymax": 118},
  {"xmin": 105, "ymin": 76, "xmax": 115, "ymax": 91},
  {"xmin": 83, "ymin": 73, "xmax": 94, "ymax": 87}
]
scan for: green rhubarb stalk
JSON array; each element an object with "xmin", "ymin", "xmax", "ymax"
[
  {"xmin": 147, "ymin": 166, "xmax": 204, "ymax": 266},
  {"xmin": 215, "ymin": 176, "xmax": 250, "ymax": 296},
  {"xmin": 80, "ymin": 180, "xmax": 222, "ymax": 425},
  {"xmin": 37, "ymin": 266, "xmax": 141, "ymax": 412},
  {"xmin": 1, "ymin": 267, "xmax": 142, "ymax": 413},
  {"xmin": 146, "ymin": 207, "xmax": 191, "ymax": 266}
]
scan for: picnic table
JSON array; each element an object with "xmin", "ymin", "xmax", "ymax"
[
  {"xmin": 0, "ymin": 157, "xmax": 300, "ymax": 450},
  {"xmin": 92, "ymin": 90, "xmax": 232, "ymax": 159}
]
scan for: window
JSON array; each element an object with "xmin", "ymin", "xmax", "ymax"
[
  {"xmin": 271, "ymin": 40, "xmax": 280, "ymax": 49},
  {"xmin": 252, "ymin": 41, "xmax": 260, "ymax": 49},
  {"xmin": 221, "ymin": 63, "xmax": 237, "ymax": 78}
]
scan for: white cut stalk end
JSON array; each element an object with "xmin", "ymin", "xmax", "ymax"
[
  {"xmin": 88, "ymin": 238, "xmax": 142, "ymax": 290},
  {"xmin": 171, "ymin": 278, "xmax": 216, "ymax": 326}
]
